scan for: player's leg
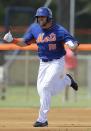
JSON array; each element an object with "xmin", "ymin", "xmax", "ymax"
[
  {"xmin": 35, "ymin": 90, "xmax": 51, "ymax": 126},
  {"xmin": 33, "ymin": 60, "xmax": 51, "ymax": 127},
  {"xmin": 35, "ymin": 58, "xmax": 69, "ymax": 125},
  {"xmin": 34, "ymin": 58, "xmax": 68, "ymax": 126},
  {"xmin": 52, "ymin": 73, "xmax": 78, "ymax": 96},
  {"xmin": 34, "ymin": 58, "xmax": 78, "ymax": 127},
  {"xmin": 46, "ymin": 57, "xmax": 78, "ymax": 96}
]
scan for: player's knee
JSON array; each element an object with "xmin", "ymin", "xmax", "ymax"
[{"xmin": 38, "ymin": 85, "xmax": 50, "ymax": 96}]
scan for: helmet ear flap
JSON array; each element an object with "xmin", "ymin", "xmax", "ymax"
[
  {"xmin": 47, "ymin": 17, "xmax": 52, "ymax": 22},
  {"xmin": 34, "ymin": 17, "xmax": 38, "ymax": 23}
]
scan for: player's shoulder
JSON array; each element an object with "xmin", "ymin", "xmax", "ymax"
[
  {"xmin": 29, "ymin": 23, "xmax": 41, "ymax": 30},
  {"xmin": 26, "ymin": 23, "xmax": 41, "ymax": 34},
  {"xmin": 58, "ymin": 24, "xmax": 68, "ymax": 33},
  {"xmin": 31, "ymin": 23, "xmax": 40, "ymax": 27},
  {"xmin": 54, "ymin": 23, "xmax": 68, "ymax": 33}
]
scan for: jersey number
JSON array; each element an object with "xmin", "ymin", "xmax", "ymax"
[{"xmin": 48, "ymin": 44, "xmax": 56, "ymax": 50}]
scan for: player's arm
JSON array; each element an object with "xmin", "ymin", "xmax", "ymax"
[
  {"xmin": 13, "ymin": 38, "xmax": 35, "ymax": 47},
  {"xmin": 63, "ymin": 30, "xmax": 79, "ymax": 52},
  {"xmin": 3, "ymin": 25, "xmax": 35, "ymax": 46}
]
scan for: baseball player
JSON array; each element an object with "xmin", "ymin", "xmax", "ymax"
[{"xmin": 3, "ymin": 7, "xmax": 79, "ymax": 127}]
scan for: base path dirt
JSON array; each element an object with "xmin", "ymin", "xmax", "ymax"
[{"xmin": 0, "ymin": 108, "xmax": 91, "ymax": 131}]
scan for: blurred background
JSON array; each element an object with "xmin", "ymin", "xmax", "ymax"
[{"xmin": 0, "ymin": 0, "xmax": 91, "ymax": 108}]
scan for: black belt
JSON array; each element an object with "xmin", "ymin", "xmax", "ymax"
[{"xmin": 42, "ymin": 57, "xmax": 60, "ymax": 62}]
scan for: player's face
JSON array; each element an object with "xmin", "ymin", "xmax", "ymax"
[{"xmin": 37, "ymin": 16, "xmax": 48, "ymax": 27}]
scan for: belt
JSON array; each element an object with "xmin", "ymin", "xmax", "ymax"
[{"xmin": 42, "ymin": 57, "xmax": 60, "ymax": 62}]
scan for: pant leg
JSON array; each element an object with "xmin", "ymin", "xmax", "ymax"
[
  {"xmin": 37, "ymin": 57, "xmax": 71, "ymax": 122},
  {"xmin": 37, "ymin": 89, "xmax": 51, "ymax": 122},
  {"xmin": 37, "ymin": 60, "xmax": 52, "ymax": 122}
]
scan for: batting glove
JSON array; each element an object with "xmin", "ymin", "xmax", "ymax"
[{"xmin": 3, "ymin": 31, "xmax": 13, "ymax": 43}]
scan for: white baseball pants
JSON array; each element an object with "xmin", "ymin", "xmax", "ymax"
[{"xmin": 37, "ymin": 57, "xmax": 71, "ymax": 123}]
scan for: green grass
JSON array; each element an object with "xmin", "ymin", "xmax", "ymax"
[
  {"xmin": 0, "ymin": 86, "xmax": 91, "ymax": 108},
  {"xmin": 0, "ymin": 86, "xmax": 40, "ymax": 108}
]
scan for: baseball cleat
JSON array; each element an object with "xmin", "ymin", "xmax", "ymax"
[
  {"xmin": 33, "ymin": 121, "xmax": 48, "ymax": 127},
  {"xmin": 67, "ymin": 74, "xmax": 78, "ymax": 91}
]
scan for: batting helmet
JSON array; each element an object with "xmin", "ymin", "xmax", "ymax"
[{"xmin": 35, "ymin": 7, "xmax": 52, "ymax": 19}]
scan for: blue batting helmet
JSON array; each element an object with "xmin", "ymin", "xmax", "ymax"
[{"xmin": 35, "ymin": 7, "xmax": 52, "ymax": 19}]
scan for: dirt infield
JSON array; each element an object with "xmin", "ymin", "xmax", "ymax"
[{"xmin": 0, "ymin": 108, "xmax": 91, "ymax": 131}]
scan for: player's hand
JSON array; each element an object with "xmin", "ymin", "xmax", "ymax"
[
  {"xmin": 3, "ymin": 31, "xmax": 13, "ymax": 43},
  {"xmin": 65, "ymin": 40, "xmax": 79, "ymax": 51}
]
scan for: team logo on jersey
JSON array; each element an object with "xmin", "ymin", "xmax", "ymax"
[{"xmin": 37, "ymin": 33, "xmax": 56, "ymax": 43}]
